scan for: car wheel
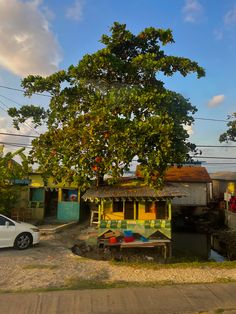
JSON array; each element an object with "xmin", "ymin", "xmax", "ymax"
[{"xmin": 14, "ymin": 233, "xmax": 32, "ymax": 250}]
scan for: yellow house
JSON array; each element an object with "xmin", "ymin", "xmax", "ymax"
[{"xmin": 82, "ymin": 177, "xmax": 183, "ymax": 240}]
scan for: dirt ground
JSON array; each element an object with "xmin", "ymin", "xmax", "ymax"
[{"xmin": 1, "ymin": 223, "xmax": 236, "ymax": 292}]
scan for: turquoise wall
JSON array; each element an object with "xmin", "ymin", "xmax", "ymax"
[
  {"xmin": 57, "ymin": 201, "xmax": 80, "ymax": 222},
  {"xmin": 31, "ymin": 188, "xmax": 44, "ymax": 201}
]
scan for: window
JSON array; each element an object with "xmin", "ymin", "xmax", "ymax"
[
  {"xmin": 145, "ymin": 201, "xmax": 157, "ymax": 213},
  {"xmin": 157, "ymin": 201, "xmax": 167, "ymax": 219},
  {"xmin": 124, "ymin": 201, "xmax": 134, "ymax": 219},
  {"xmin": 30, "ymin": 188, "xmax": 44, "ymax": 202},
  {"xmin": 113, "ymin": 201, "xmax": 123, "ymax": 212},
  {"xmin": 0, "ymin": 216, "xmax": 14, "ymax": 226},
  {"xmin": 62, "ymin": 189, "xmax": 78, "ymax": 202}
]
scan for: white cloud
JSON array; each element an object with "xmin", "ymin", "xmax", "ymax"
[
  {"xmin": 182, "ymin": 0, "xmax": 203, "ymax": 23},
  {"xmin": 224, "ymin": 5, "xmax": 236, "ymax": 26},
  {"xmin": 66, "ymin": 0, "xmax": 83, "ymax": 22},
  {"xmin": 0, "ymin": 0, "xmax": 62, "ymax": 77},
  {"xmin": 208, "ymin": 95, "xmax": 225, "ymax": 108},
  {"xmin": 183, "ymin": 124, "xmax": 194, "ymax": 135}
]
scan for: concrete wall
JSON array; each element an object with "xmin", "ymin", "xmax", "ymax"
[{"xmin": 225, "ymin": 210, "xmax": 236, "ymax": 229}]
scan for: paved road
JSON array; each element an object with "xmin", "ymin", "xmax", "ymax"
[{"xmin": 1, "ymin": 283, "xmax": 236, "ymax": 314}]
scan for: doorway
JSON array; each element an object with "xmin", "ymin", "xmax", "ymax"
[
  {"xmin": 44, "ymin": 189, "xmax": 58, "ymax": 217},
  {"xmin": 124, "ymin": 201, "xmax": 134, "ymax": 220}
]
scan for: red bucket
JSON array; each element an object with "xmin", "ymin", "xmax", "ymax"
[
  {"xmin": 109, "ymin": 237, "xmax": 117, "ymax": 244},
  {"xmin": 124, "ymin": 236, "xmax": 135, "ymax": 243}
]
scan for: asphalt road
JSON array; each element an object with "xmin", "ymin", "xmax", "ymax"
[{"xmin": 1, "ymin": 283, "xmax": 236, "ymax": 314}]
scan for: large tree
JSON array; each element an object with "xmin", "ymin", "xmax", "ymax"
[{"xmin": 8, "ymin": 22, "xmax": 205, "ymax": 188}]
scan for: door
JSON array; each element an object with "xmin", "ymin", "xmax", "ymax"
[
  {"xmin": 124, "ymin": 201, "xmax": 134, "ymax": 220},
  {"xmin": 0, "ymin": 216, "xmax": 16, "ymax": 248}
]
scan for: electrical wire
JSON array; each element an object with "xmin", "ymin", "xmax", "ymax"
[
  {"xmin": 0, "ymin": 132, "xmax": 37, "ymax": 138},
  {"xmin": 0, "ymin": 99, "xmax": 40, "ymax": 135},
  {"xmin": 0, "ymin": 85, "xmax": 51, "ymax": 98},
  {"xmin": 193, "ymin": 156, "xmax": 236, "ymax": 159},
  {"xmin": 0, "ymin": 142, "xmax": 31, "ymax": 148}
]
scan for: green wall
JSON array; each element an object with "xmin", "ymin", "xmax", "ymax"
[{"xmin": 57, "ymin": 201, "xmax": 80, "ymax": 222}]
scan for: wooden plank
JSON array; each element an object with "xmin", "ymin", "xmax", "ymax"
[{"xmin": 120, "ymin": 240, "xmax": 170, "ymax": 248}]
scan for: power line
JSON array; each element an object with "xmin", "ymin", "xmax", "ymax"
[
  {"xmin": 0, "ymin": 132, "xmax": 38, "ymax": 138},
  {"xmin": 196, "ymin": 145, "xmax": 236, "ymax": 148},
  {"xmin": 193, "ymin": 156, "xmax": 236, "ymax": 159},
  {"xmin": 0, "ymin": 85, "xmax": 51, "ymax": 98},
  {"xmin": 203, "ymin": 163, "xmax": 236, "ymax": 165},
  {"xmin": 194, "ymin": 117, "xmax": 229, "ymax": 122},
  {"xmin": 0, "ymin": 93, "xmax": 26, "ymax": 107},
  {"xmin": 0, "ymin": 142, "xmax": 32, "ymax": 148},
  {"xmin": 0, "ymin": 99, "xmax": 40, "ymax": 135}
]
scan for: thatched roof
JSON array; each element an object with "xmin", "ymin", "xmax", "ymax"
[{"xmin": 82, "ymin": 182, "xmax": 184, "ymax": 201}]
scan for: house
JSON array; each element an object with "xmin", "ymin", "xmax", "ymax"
[
  {"xmin": 82, "ymin": 177, "xmax": 184, "ymax": 258},
  {"xmin": 210, "ymin": 172, "xmax": 236, "ymax": 229},
  {"xmin": 27, "ymin": 173, "xmax": 80, "ymax": 222},
  {"xmin": 164, "ymin": 166, "xmax": 212, "ymax": 214},
  {"xmin": 210, "ymin": 172, "xmax": 236, "ymax": 200}
]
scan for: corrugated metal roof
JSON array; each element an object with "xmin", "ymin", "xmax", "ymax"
[
  {"xmin": 210, "ymin": 172, "xmax": 236, "ymax": 181},
  {"xmin": 164, "ymin": 166, "xmax": 211, "ymax": 183},
  {"xmin": 82, "ymin": 182, "xmax": 184, "ymax": 200}
]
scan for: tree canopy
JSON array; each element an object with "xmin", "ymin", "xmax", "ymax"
[
  {"xmin": 219, "ymin": 113, "xmax": 236, "ymax": 143},
  {"xmin": 8, "ymin": 22, "xmax": 205, "ymax": 188}
]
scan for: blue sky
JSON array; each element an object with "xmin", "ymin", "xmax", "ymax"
[{"xmin": 0, "ymin": 0, "xmax": 236, "ymax": 172}]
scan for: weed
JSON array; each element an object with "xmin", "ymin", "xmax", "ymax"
[{"xmin": 22, "ymin": 264, "xmax": 59, "ymax": 270}]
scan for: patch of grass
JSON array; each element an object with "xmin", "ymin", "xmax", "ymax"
[
  {"xmin": 1, "ymin": 278, "xmax": 236, "ymax": 294},
  {"xmin": 22, "ymin": 264, "xmax": 59, "ymax": 270},
  {"xmin": 63, "ymin": 278, "xmax": 178, "ymax": 290},
  {"xmin": 110, "ymin": 260, "xmax": 236, "ymax": 270}
]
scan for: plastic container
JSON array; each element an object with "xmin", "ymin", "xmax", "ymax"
[
  {"xmin": 124, "ymin": 236, "xmax": 135, "ymax": 243},
  {"xmin": 109, "ymin": 237, "xmax": 117, "ymax": 244},
  {"xmin": 140, "ymin": 236, "xmax": 149, "ymax": 242},
  {"xmin": 124, "ymin": 230, "xmax": 133, "ymax": 237}
]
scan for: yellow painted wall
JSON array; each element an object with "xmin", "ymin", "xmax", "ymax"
[
  {"xmin": 102, "ymin": 201, "xmax": 124, "ymax": 220},
  {"xmin": 104, "ymin": 213, "xmax": 124, "ymax": 220},
  {"xmin": 138, "ymin": 201, "xmax": 156, "ymax": 220},
  {"xmin": 227, "ymin": 182, "xmax": 235, "ymax": 195},
  {"xmin": 29, "ymin": 174, "xmax": 79, "ymax": 188}
]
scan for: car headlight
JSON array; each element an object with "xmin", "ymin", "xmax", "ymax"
[{"xmin": 30, "ymin": 228, "xmax": 40, "ymax": 232}]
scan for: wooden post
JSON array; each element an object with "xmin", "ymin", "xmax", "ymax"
[
  {"xmin": 58, "ymin": 188, "xmax": 62, "ymax": 202},
  {"xmin": 168, "ymin": 199, "xmax": 171, "ymax": 220}
]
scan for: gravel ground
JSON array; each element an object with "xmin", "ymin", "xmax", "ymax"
[{"xmin": 0, "ymin": 224, "xmax": 236, "ymax": 292}]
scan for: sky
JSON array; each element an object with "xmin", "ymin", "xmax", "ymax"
[{"xmin": 0, "ymin": 0, "xmax": 236, "ymax": 173}]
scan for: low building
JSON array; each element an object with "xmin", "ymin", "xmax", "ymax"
[
  {"xmin": 82, "ymin": 177, "xmax": 184, "ymax": 258},
  {"xmin": 165, "ymin": 166, "xmax": 212, "ymax": 215},
  {"xmin": 210, "ymin": 172, "xmax": 236, "ymax": 229},
  {"xmin": 26, "ymin": 173, "xmax": 80, "ymax": 222}
]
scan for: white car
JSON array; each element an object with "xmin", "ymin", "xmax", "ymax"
[{"xmin": 0, "ymin": 214, "xmax": 40, "ymax": 250}]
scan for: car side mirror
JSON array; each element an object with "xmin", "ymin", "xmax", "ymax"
[{"xmin": 5, "ymin": 221, "xmax": 9, "ymax": 227}]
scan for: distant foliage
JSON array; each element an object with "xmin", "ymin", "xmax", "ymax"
[
  {"xmin": 220, "ymin": 113, "xmax": 236, "ymax": 143},
  {"xmin": 0, "ymin": 146, "xmax": 29, "ymax": 214}
]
